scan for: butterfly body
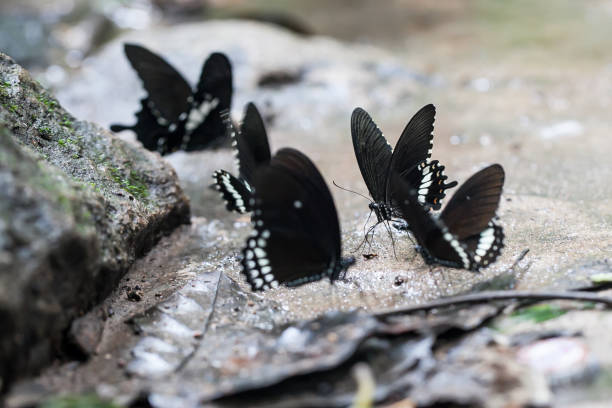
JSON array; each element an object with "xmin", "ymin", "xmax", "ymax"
[
  {"xmin": 110, "ymin": 44, "xmax": 232, "ymax": 155},
  {"xmin": 351, "ymin": 106, "xmax": 457, "ymax": 229},
  {"xmin": 394, "ymin": 164, "xmax": 505, "ymax": 271},
  {"xmin": 368, "ymin": 201, "xmax": 395, "ymax": 224},
  {"xmin": 213, "ymin": 103, "xmax": 271, "ymax": 214},
  {"xmin": 241, "ymin": 148, "xmax": 354, "ymax": 291}
]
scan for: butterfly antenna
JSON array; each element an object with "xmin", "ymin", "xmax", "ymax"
[{"xmin": 332, "ymin": 181, "xmax": 373, "ymax": 202}]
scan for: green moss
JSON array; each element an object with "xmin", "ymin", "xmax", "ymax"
[
  {"xmin": 37, "ymin": 93, "xmax": 59, "ymax": 112},
  {"xmin": 511, "ymin": 304, "xmax": 567, "ymax": 323},
  {"xmin": 107, "ymin": 165, "xmax": 149, "ymax": 201},
  {"xmin": 58, "ymin": 137, "xmax": 77, "ymax": 147},
  {"xmin": 41, "ymin": 394, "xmax": 120, "ymax": 408},
  {"xmin": 60, "ymin": 115, "xmax": 73, "ymax": 129},
  {"xmin": 38, "ymin": 126, "xmax": 53, "ymax": 138},
  {"xmin": 126, "ymin": 170, "xmax": 149, "ymax": 200}
]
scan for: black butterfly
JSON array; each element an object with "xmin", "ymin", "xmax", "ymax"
[
  {"xmin": 393, "ymin": 164, "xmax": 505, "ymax": 271},
  {"xmin": 351, "ymin": 105, "xmax": 457, "ymax": 228},
  {"xmin": 241, "ymin": 148, "xmax": 355, "ymax": 291},
  {"xmin": 110, "ymin": 43, "xmax": 232, "ymax": 155},
  {"xmin": 212, "ymin": 103, "xmax": 272, "ymax": 214}
]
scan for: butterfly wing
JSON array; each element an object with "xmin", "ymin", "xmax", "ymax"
[
  {"xmin": 123, "ymin": 43, "xmax": 192, "ymax": 123},
  {"xmin": 391, "ymin": 171, "xmax": 469, "ymax": 269},
  {"xmin": 111, "ymin": 98, "xmax": 182, "ymax": 155},
  {"xmin": 387, "ymin": 104, "xmax": 457, "ymax": 211},
  {"xmin": 439, "ymin": 164, "xmax": 505, "ymax": 269},
  {"xmin": 440, "ymin": 164, "xmax": 504, "ymax": 238},
  {"xmin": 241, "ymin": 103, "xmax": 272, "ymax": 166},
  {"xmin": 460, "ymin": 220, "xmax": 504, "ymax": 270},
  {"xmin": 183, "ymin": 52, "xmax": 233, "ymax": 151},
  {"xmin": 212, "ymin": 170, "xmax": 253, "ymax": 214},
  {"xmin": 351, "ymin": 108, "xmax": 393, "ymax": 203},
  {"xmin": 230, "ymin": 103, "xmax": 271, "ymax": 186},
  {"xmin": 241, "ymin": 148, "xmax": 343, "ymax": 290},
  {"xmin": 194, "ymin": 52, "xmax": 233, "ymax": 108}
]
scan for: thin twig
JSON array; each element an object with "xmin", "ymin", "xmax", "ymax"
[
  {"xmin": 375, "ymin": 290, "xmax": 612, "ymax": 318},
  {"xmin": 174, "ymin": 268, "xmax": 222, "ymax": 372},
  {"xmin": 510, "ymin": 248, "xmax": 530, "ymax": 270}
]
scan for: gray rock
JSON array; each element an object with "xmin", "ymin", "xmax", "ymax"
[{"xmin": 0, "ymin": 52, "xmax": 190, "ymax": 388}]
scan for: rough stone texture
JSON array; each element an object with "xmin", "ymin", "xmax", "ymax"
[{"xmin": 0, "ymin": 52, "xmax": 190, "ymax": 388}]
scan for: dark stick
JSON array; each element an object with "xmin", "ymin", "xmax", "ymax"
[{"xmin": 375, "ymin": 290, "xmax": 612, "ymax": 318}]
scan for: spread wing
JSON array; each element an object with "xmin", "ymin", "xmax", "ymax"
[
  {"xmin": 124, "ymin": 43, "xmax": 192, "ymax": 123},
  {"xmin": 387, "ymin": 104, "xmax": 457, "ymax": 210},
  {"xmin": 110, "ymin": 98, "xmax": 183, "ymax": 155},
  {"xmin": 236, "ymin": 103, "xmax": 271, "ymax": 186},
  {"xmin": 351, "ymin": 108, "xmax": 392, "ymax": 202},
  {"xmin": 440, "ymin": 164, "xmax": 504, "ymax": 239},
  {"xmin": 182, "ymin": 52, "xmax": 233, "ymax": 151}
]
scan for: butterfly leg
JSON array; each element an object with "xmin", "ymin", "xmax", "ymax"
[
  {"xmin": 354, "ymin": 221, "xmax": 378, "ymax": 253},
  {"xmin": 365, "ymin": 222, "xmax": 380, "ymax": 252},
  {"xmin": 382, "ymin": 220, "xmax": 398, "ymax": 260},
  {"xmin": 391, "ymin": 217, "xmax": 417, "ymax": 248},
  {"xmin": 354, "ymin": 210, "xmax": 374, "ymax": 252}
]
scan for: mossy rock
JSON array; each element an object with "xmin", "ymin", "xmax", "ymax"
[{"xmin": 0, "ymin": 52, "xmax": 190, "ymax": 389}]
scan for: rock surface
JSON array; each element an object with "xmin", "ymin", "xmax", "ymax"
[{"xmin": 0, "ymin": 52, "xmax": 190, "ymax": 388}]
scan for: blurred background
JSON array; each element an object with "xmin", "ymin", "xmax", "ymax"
[{"xmin": 4, "ymin": 0, "xmax": 612, "ymax": 86}]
